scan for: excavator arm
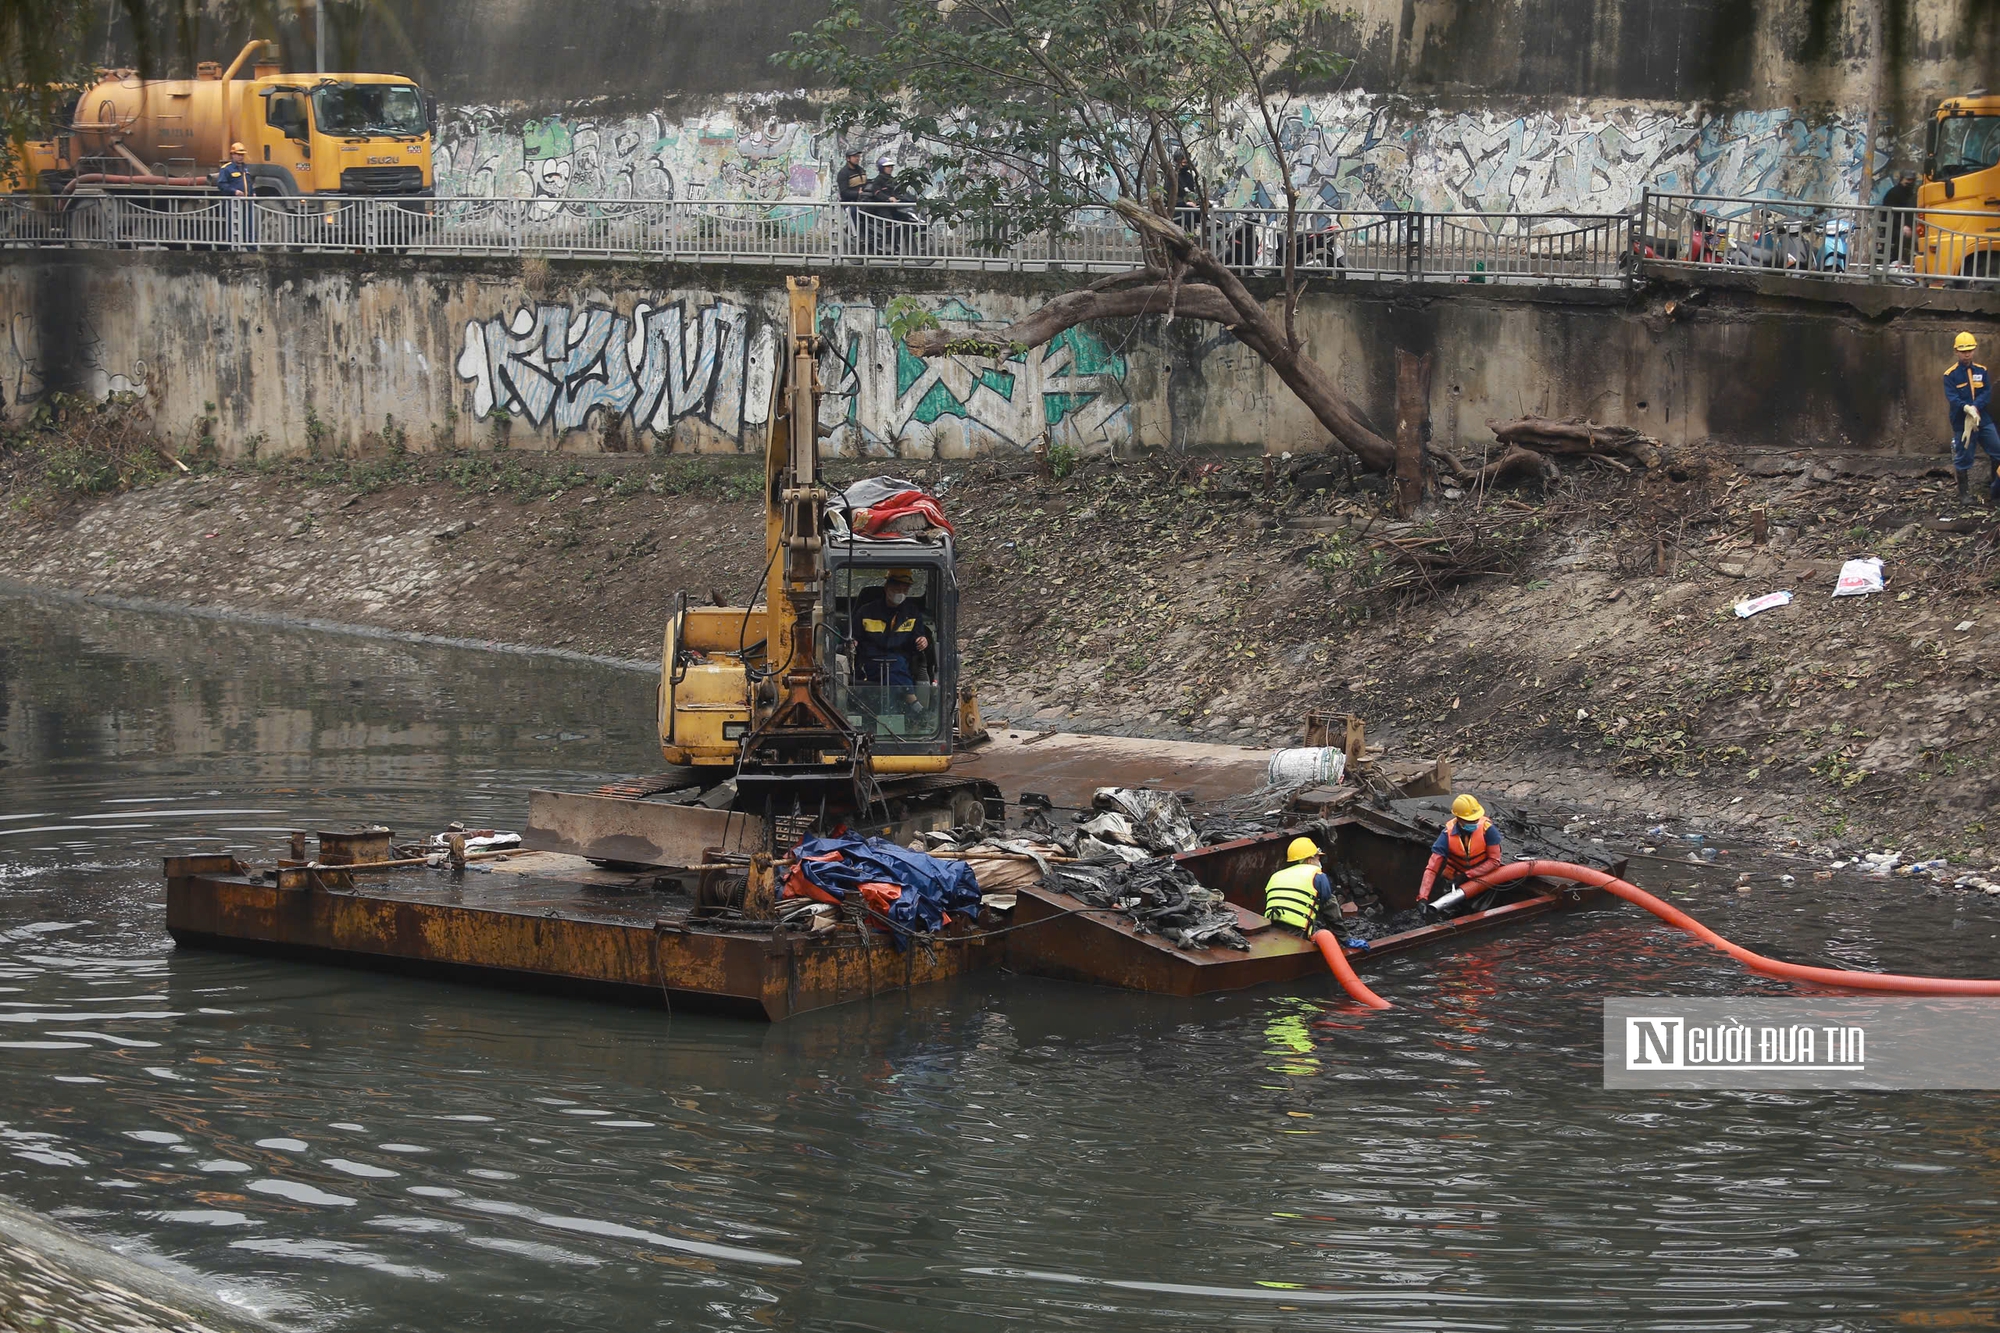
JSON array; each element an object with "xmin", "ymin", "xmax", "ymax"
[{"xmin": 731, "ymin": 276, "xmax": 877, "ymax": 822}]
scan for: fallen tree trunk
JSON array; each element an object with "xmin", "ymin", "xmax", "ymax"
[
  {"xmin": 1486, "ymin": 416, "xmax": 1662, "ymax": 468},
  {"xmin": 901, "ymin": 198, "xmax": 1399, "ymax": 473}
]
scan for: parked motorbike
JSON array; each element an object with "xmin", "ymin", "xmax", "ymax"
[
  {"xmin": 1820, "ymin": 216, "xmax": 1853, "ymax": 273},
  {"xmin": 1726, "ymin": 210, "xmax": 1816, "ymax": 270}
]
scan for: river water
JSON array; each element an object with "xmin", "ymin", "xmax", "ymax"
[{"xmin": 1, "ymin": 591, "xmax": 1997, "ymax": 1331}]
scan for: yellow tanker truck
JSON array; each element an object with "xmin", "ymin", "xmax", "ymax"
[
  {"xmin": 11, "ymin": 40, "xmax": 433, "ymax": 199},
  {"xmin": 1916, "ymin": 90, "xmax": 2000, "ymax": 278}
]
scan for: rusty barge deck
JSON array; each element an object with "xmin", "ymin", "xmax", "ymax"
[{"xmin": 164, "ymin": 799, "xmax": 1607, "ymax": 1020}]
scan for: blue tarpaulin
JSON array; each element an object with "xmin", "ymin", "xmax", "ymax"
[{"xmin": 794, "ymin": 835, "xmax": 982, "ymax": 934}]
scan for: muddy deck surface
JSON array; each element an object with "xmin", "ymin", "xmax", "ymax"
[{"xmin": 957, "ymin": 729, "xmax": 1274, "ymax": 808}]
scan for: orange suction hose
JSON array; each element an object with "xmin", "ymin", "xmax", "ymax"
[
  {"xmin": 1466, "ymin": 859, "xmax": 2000, "ymax": 997},
  {"xmin": 1310, "ymin": 928, "xmax": 1392, "ymax": 1009}
]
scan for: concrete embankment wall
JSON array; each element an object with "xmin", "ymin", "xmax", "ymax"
[{"xmin": 2, "ymin": 251, "xmax": 1978, "ymax": 461}]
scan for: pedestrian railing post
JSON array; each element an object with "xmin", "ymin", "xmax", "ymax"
[{"xmin": 1405, "ymin": 210, "xmax": 1423, "ymax": 281}]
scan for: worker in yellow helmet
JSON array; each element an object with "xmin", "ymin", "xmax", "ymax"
[
  {"xmin": 215, "ymin": 142, "xmax": 254, "ymax": 249},
  {"xmin": 1262, "ymin": 834, "xmax": 1340, "ymax": 937},
  {"xmin": 1945, "ymin": 331, "xmax": 2000, "ymax": 505},
  {"xmin": 1418, "ymin": 794, "xmax": 1504, "ymax": 916}
]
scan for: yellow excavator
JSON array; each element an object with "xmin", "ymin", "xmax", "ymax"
[{"xmin": 529, "ymin": 277, "xmax": 998, "ymax": 867}]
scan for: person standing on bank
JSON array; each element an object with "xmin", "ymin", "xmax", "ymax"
[
  {"xmin": 1945, "ymin": 331, "xmax": 2000, "ymax": 505},
  {"xmin": 1170, "ymin": 148, "xmax": 1203, "ymax": 239},
  {"xmin": 214, "ymin": 142, "xmax": 254, "ymax": 249},
  {"xmin": 836, "ymin": 147, "xmax": 871, "ymax": 255},
  {"xmin": 1882, "ymin": 170, "xmax": 1918, "ymax": 265}
]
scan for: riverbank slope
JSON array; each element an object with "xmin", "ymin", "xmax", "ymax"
[{"xmin": 4, "ymin": 438, "xmax": 1995, "ymax": 871}]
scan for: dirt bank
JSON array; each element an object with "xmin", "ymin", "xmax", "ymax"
[{"xmin": 5, "ymin": 428, "xmax": 1999, "ymax": 873}]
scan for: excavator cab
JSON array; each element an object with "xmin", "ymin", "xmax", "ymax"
[{"xmin": 825, "ymin": 541, "xmax": 958, "ymax": 759}]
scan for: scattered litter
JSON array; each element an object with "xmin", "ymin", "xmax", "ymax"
[
  {"xmin": 1831, "ymin": 557, "xmax": 1885, "ymax": 598},
  {"xmin": 426, "ymin": 829, "xmax": 520, "ymax": 852},
  {"xmin": 1956, "ymin": 621, "xmax": 1976, "ymax": 633},
  {"xmin": 1089, "ymin": 787, "xmax": 1199, "ymax": 855},
  {"xmin": 1734, "ymin": 590, "xmax": 1793, "ymax": 618},
  {"xmin": 1046, "ymin": 857, "xmax": 1249, "ymax": 952}
]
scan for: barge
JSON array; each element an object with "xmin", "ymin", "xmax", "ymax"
[{"xmin": 164, "ymin": 767, "xmax": 1607, "ymax": 1020}]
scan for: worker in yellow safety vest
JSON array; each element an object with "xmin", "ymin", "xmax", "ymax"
[{"xmin": 1263, "ymin": 836, "xmax": 1339, "ymax": 936}]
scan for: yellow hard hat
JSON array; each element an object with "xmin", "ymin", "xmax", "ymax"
[
  {"xmin": 884, "ymin": 568, "xmax": 914, "ymax": 583},
  {"xmin": 1285, "ymin": 836, "xmax": 1319, "ymax": 863},
  {"xmin": 1957, "ymin": 331, "xmax": 1979, "ymax": 352},
  {"xmin": 1451, "ymin": 794, "xmax": 1485, "ymax": 821},
  {"xmin": 229, "ymin": 141, "xmax": 246, "ymax": 154}
]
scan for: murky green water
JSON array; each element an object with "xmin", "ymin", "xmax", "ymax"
[{"xmin": 2, "ymin": 591, "xmax": 1998, "ymax": 1331}]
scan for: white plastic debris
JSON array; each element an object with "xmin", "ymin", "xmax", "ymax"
[
  {"xmin": 1956, "ymin": 620, "xmax": 1976, "ymax": 632},
  {"xmin": 1735, "ymin": 590, "xmax": 1793, "ymax": 618},
  {"xmin": 1832, "ymin": 557, "xmax": 1885, "ymax": 598},
  {"xmin": 1266, "ymin": 747, "xmax": 1346, "ymax": 789}
]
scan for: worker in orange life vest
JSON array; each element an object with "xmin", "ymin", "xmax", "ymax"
[{"xmin": 1418, "ymin": 794, "xmax": 1504, "ymax": 914}]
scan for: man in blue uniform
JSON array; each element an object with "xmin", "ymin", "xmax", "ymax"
[
  {"xmin": 214, "ymin": 142, "xmax": 254, "ymax": 249},
  {"xmin": 1945, "ymin": 331, "xmax": 2000, "ymax": 504},
  {"xmin": 851, "ymin": 569, "xmax": 931, "ymax": 719}
]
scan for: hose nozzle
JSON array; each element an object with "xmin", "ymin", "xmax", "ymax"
[{"xmin": 1429, "ymin": 887, "xmax": 1467, "ymax": 913}]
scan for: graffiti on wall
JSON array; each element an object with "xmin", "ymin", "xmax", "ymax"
[
  {"xmin": 452, "ymin": 295, "xmax": 1134, "ymax": 456},
  {"xmin": 438, "ymin": 95, "xmax": 1878, "ymax": 213},
  {"xmin": 435, "ymin": 105, "xmax": 831, "ymax": 206},
  {"xmin": 4, "ymin": 311, "xmax": 147, "ymax": 410},
  {"xmin": 1208, "ymin": 97, "xmax": 1869, "ymax": 214}
]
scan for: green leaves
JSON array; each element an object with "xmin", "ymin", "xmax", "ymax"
[{"xmin": 781, "ymin": 0, "xmax": 1350, "ymax": 240}]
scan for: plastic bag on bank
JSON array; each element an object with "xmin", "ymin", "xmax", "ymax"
[{"xmin": 1832, "ymin": 557, "xmax": 1885, "ymax": 598}]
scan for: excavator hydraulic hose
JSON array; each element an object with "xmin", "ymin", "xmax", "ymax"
[
  {"xmin": 1309, "ymin": 929, "xmax": 1392, "ymax": 1009},
  {"xmin": 1311, "ymin": 859, "xmax": 2000, "ymax": 1010}
]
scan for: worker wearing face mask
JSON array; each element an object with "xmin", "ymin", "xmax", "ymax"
[
  {"xmin": 1417, "ymin": 794, "xmax": 1504, "ymax": 916},
  {"xmin": 851, "ymin": 569, "xmax": 931, "ymax": 714}
]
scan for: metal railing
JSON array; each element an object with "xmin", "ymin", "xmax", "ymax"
[
  {"xmin": 0, "ymin": 192, "xmax": 1638, "ymax": 286},
  {"xmin": 1636, "ymin": 190, "xmax": 2000, "ymax": 288}
]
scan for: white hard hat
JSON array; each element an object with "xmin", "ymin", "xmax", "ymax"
[{"xmin": 877, "ymin": 156, "xmax": 894, "ymax": 168}]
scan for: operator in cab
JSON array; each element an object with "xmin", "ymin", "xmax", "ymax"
[
  {"xmin": 851, "ymin": 569, "xmax": 931, "ymax": 716},
  {"xmin": 1946, "ymin": 331, "xmax": 2000, "ymax": 505},
  {"xmin": 1418, "ymin": 794, "xmax": 1504, "ymax": 916},
  {"xmin": 1262, "ymin": 836, "xmax": 1339, "ymax": 937}
]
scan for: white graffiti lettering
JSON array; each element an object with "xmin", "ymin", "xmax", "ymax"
[{"xmin": 453, "ymin": 295, "xmax": 1132, "ymax": 456}]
